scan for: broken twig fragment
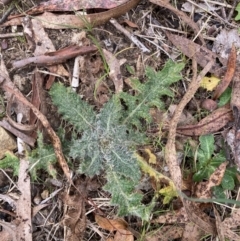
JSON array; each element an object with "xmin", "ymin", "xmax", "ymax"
[
  {"xmin": 12, "ymin": 45, "xmax": 98, "ymax": 68},
  {"xmin": 110, "ymin": 18, "xmax": 150, "ymax": 53}
]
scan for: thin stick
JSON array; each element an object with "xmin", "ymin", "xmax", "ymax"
[
  {"xmin": 0, "ymin": 76, "xmax": 72, "ymax": 181},
  {"xmin": 110, "ymin": 18, "xmax": 150, "ymax": 53},
  {"xmin": 165, "ymin": 54, "xmax": 214, "ymax": 191},
  {"xmin": 149, "ymin": 0, "xmax": 205, "ymax": 45},
  {"xmin": 0, "ymin": 32, "xmax": 24, "ymax": 38}
]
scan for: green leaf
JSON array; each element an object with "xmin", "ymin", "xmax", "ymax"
[
  {"xmin": 49, "ymin": 67, "xmax": 186, "ymax": 220},
  {"xmin": 70, "ymin": 96, "xmax": 142, "ymax": 180},
  {"xmin": 218, "ymin": 87, "xmax": 231, "ymax": 107},
  {"xmin": 235, "ymin": 3, "xmax": 240, "ymax": 21},
  {"xmin": 212, "ymin": 186, "xmax": 226, "ymax": 199},
  {"xmin": 193, "ymin": 165, "xmax": 216, "ymax": 182},
  {"xmin": 28, "ymin": 133, "xmax": 57, "ymax": 180},
  {"xmin": 193, "ymin": 135, "xmax": 227, "ymax": 182},
  {"xmin": 198, "ymin": 135, "xmax": 214, "ymax": 162},
  {"xmin": 104, "ymin": 171, "xmax": 152, "ymax": 220},
  {"xmin": 0, "ymin": 152, "xmax": 19, "ymax": 176},
  {"xmin": 126, "ymin": 64, "xmax": 135, "ymax": 75},
  {"xmin": 211, "ymin": 153, "xmax": 226, "ymax": 166},
  {"xmin": 59, "ymin": 94, "xmax": 147, "ymax": 219},
  {"xmin": 120, "ymin": 60, "xmax": 185, "ymax": 129},
  {"xmin": 50, "ymin": 83, "xmax": 95, "ymax": 132},
  {"xmin": 225, "ymin": 167, "xmax": 239, "ymax": 182},
  {"xmin": 221, "ymin": 174, "xmax": 235, "ymax": 190}
]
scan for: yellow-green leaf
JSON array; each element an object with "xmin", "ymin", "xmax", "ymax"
[
  {"xmin": 145, "ymin": 148, "xmax": 157, "ymax": 164},
  {"xmin": 200, "ymin": 76, "xmax": 220, "ymax": 91},
  {"xmin": 136, "ymin": 153, "xmax": 178, "ymax": 203}
]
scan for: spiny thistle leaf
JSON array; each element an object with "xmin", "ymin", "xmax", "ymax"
[
  {"xmin": 104, "ymin": 171, "xmax": 152, "ymax": 220},
  {"xmin": 0, "ymin": 151, "xmax": 19, "ymax": 176},
  {"xmin": 50, "ymin": 83, "xmax": 95, "ymax": 132},
  {"xmin": 120, "ymin": 60, "xmax": 185, "ymax": 128},
  {"xmin": 198, "ymin": 134, "xmax": 215, "ymax": 162},
  {"xmin": 70, "ymin": 96, "xmax": 142, "ymax": 181},
  {"xmin": 47, "ymin": 60, "xmax": 184, "ymax": 220},
  {"xmin": 50, "ymin": 85, "xmax": 149, "ymax": 219},
  {"xmin": 28, "ymin": 133, "xmax": 57, "ymax": 180}
]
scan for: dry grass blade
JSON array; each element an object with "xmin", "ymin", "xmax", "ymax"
[
  {"xmin": 149, "ymin": 0, "xmax": 205, "ymax": 45},
  {"xmin": 214, "ymin": 206, "xmax": 225, "ymax": 241}
]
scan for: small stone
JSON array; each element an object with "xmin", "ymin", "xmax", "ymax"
[
  {"xmin": 0, "ymin": 127, "xmax": 17, "ymax": 159},
  {"xmin": 201, "ymin": 99, "xmax": 218, "ymax": 111}
]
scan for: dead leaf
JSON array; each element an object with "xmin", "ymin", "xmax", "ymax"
[
  {"xmin": 3, "ymin": 0, "xmax": 141, "ymax": 29},
  {"xmin": 121, "ymin": 19, "xmax": 139, "ymax": 28},
  {"xmin": 152, "ymin": 207, "xmax": 189, "ymax": 224},
  {"xmin": 103, "ymin": 49, "xmax": 123, "ymax": 93},
  {"xmin": 182, "ymin": 222, "xmax": 205, "ymax": 241},
  {"xmin": 165, "ymin": 32, "xmax": 224, "ymax": 77},
  {"xmin": 213, "ymin": 44, "xmax": 237, "ymax": 99},
  {"xmin": 30, "ymin": 18, "xmax": 69, "ymax": 88},
  {"xmin": 95, "ymin": 214, "xmax": 128, "ymax": 232},
  {"xmin": 213, "ymin": 208, "xmax": 240, "ymax": 240},
  {"xmin": 0, "ymin": 228, "xmax": 13, "ymax": 241},
  {"xmin": 176, "ymin": 107, "xmax": 232, "ymax": 136},
  {"xmin": 0, "ymin": 119, "xmax": 35, "ymax": 147},
  {"xmin": 0, "ymin": 54, "xmax": 33, "ymax": 134},
  {"xmin": 29, "ymin": 70, "xmax": 43, "ymax": 125},
  {"xmin": 213, "ymin": 29, "xmax": 240, "ymax": 63},
  {"xmin": 15, "ymin": 0, "xmax": 132, "ymax": 15},
  {"xmin": 181, "ymin": 1, "xmax": 219, "ymax": 13},
  {"xmin": 200, "ymin": 75, "xmax": 220, "ymax": 91},
  {"xmin": 114, "ymin": 229, "xmax": 133, "ymax": 241},
  {"xmin": 183, "ymin": 201, "xmax": 216, "ymax": 235},
  {"xmin": 61, "ymin": 178, "xmax": 88, "ymax": 241},
  {"xmin": 0, "ymin": 220, "xmax": 17, "ymax": 241},
  {"xmin": 32, "ymin": 204, "xmax": 49, "ymax": 217},
  {"xmin": 195, "ymin": 162, "xmax": 228, "ymax": 199},
  {"xmin": 145, "ymin": 225, "xmax": 184, "ymax": 241},
  {"xmin": 213, "ymin": 206, "xmax": 225, "ymax": 241}
]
